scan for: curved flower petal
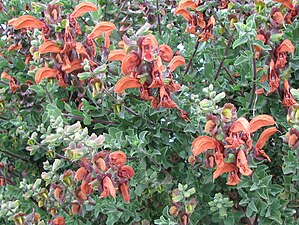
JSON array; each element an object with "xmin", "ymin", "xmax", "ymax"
[
  {"xmin": 174, "ymin": 8, "xmax": 193, "ymax": 21},
  {"xmin": 249, "ymin": 115, "xmax": 275, "ymax": 133},
  {"xmin": 276, "ymin": 39, "xmax": 295, "ymax": 54},
  {"xmin": 109, "ymin": 151, "xmax": 127, "ymax": 167},
  {"xmin": 159, "ymin": 44, "xmax": 173, "ymax": 62},
  {"xmin": 88, "ymin": 22, "xmax": 116, "ymax": 40},
  {"xmin": 283, "ymin": 79, "xmax": 297, "ymax": 107},
  {"xmin": 121, "ymin": 53, "xmax": 141, "ymax": 75},
  {"xmin": 70, "ymin": 2, "xmax": 98, "ymax": 18},
  {"xmin": 236, "ymin": 150, "xmax": 252, "ymax": 176},
  {"xmin": 39, "ymin": 40, "xmax": 62, "ymax": 54},
  {"xmin": 63, "ymin": 59, "xmax": 83, "ymax": 74},
  {"xmin": 108, "ymin": 49, "xmax": 126, "ymax": 61},
  {"xmin": 118, "ymin": 165, "xmax": 135, "ymax": 179},
  {"xmin": 35, "ymin": 68, "xmax": 59, "ymax": 84},
  {"xmin": 213, "ymin": 162, "xmax": 235, "ymax": 179},
  {"xmin": 192, "ymin": 136, "xmax": 216, "ymax": 156},
  {"xmin": 178, "ymin": 0, "xmax": 198, "ymax": 10},
  {"xmin": 274, "ymin": 0, "xmax": 295, "ymax": 10},
  {"xmin": 119, "ymin": 182, "xmax": 130, "ymax": 203},
  {"xmin": 230, "ymin": 117, "xmax": 250, "ymax": 134},
  {"xmin": 168, "ymin": 56, "xmax": 185, "ymax": 72},
  {"xmin": 114, "ymin": 76, "xmax": 141, "ymax": 93},
  {"xmin": 8, "ymin": 15, "xmax": 44, "ymax": 30},
  {"xmin": 100, "ymin": 176, "xmax": 117, "ymax": 199},
  {"xmin": 256, "ymin": 127, "xmax": 278, "ymax": 149}
]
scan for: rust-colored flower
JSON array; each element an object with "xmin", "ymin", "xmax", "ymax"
[
  {"xmin": 87, "ymin": 21, "xmax": 116, "ymax": 40},
  {"xmin": 109, "ymin": 151, "xmax": 127, "ymax": 167},
  {"xmin": 199, "ymin": 16, "xmax": 215, "ymax": 42},
  {"xmin": 205, "ymin": 114, "xmax": 218, "ymax": 136},
  {"xmin": 285, "ymin": 128, "xmax": 299, "ymax": 149},
  {"xmin": 157, "ymin": 86, "xmax": 178, "ymax": 108},
  {"xmin": 213, "ymin": 162, "xmax": 235, "ymax": 179},
  {"xmin": 8, "ymin": 42, "xmax": 22, "ymax": 52},
  {"xmin": 268, "ymin": 60, "xmax": 280, "ymax": 94},
  {"xmin": 274, "ymin": 0, "xmax": 295, "ymax": 10},
  {"xmin": 282, "ymin": 80, "xmax": 297, "ymax": 107},
  {"xmin": 108, "ymin": 49, "xmax": 126, "ymax": 61},
  {"xmin": 119, "ymin": 182, "xmax": 130, "ymax": 203},
  {"xmin": 275, "ymin": 39, "xmax": 295, "ymax": 68},
  {"xmin": 121, "ymin": 53, "xmax": 141, "ymax": 75},
  {"xmin": 141, "ymin": 34, "xmax": 159, "ymax": 62},
  {"xmin": 100, "ymin": 176, "xmax": 117, "ymax": 199},
  {"xmin": 75, "ymin": 167, "xmax": 88, "ymax": 181},
  {"xmin": 118, "ymin": 165, "xmax": 135, "ymax": 179},
  {"xmin": 1, "ymin": 72, "xmax": 18, "ymax": 93},
  {"xmin": 70, "ymin": 2, "xmax": 98, "ymax": 18},
  {"xmin": 226, "ymin": 169, "xmax": 241, "ymax": 186},
  {"xmin": 35, "ymin": 68, "xmax": 59, "ymax": 84},
  {"xmin": 168, "ymin": 56, "xmax": 185, "ymax": 72},
  {"xmin": 249, "ymin": 115, "xmax": 276, "ymax": 133},
  {"xmin": 8, "ymin": 15, "xmax": 44, "ymax": 29},
  {"xmin": 52, "ymin": 216, "xmax": 66, "ymax": 225},
  {"xmin": 270, "ymin": 7, "xmax": 284, "ymax": 27},
  {"xmin": 114, "ymin": 76, "xmax": 141, "ymax": 93},
  {"xmin": 149, "ymin": 56, "xmax": 164, "ymax": 88},
  {"xmin": 71, "ymin": 202, "xmax": 82, "ymax": 215},
  {"xmin": 159, "ymin": 44, "xmax": 173, "ymax": 62},
  {"xmin": 236, "ymin": 150, "xmax": 252, "ymax": 176},
  {"xmin": 192, "ymin": 136, "xmax": 216, "ymax": 156},
  {"xmin": 254, "ymin": 127, "xmax": 278, "ymax": 162},
  {"xmin": 39, "ymin": 40, "xmax": 62, "ymax": 54},
  {"xmin": 81, "ymin": 179, "xmax": 93, "ymax": 195}
]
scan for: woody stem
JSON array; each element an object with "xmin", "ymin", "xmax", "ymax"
[
  {"xmin": 156, "ymin": 0, "xmax": 162, "ymax": 35},
  {"xmin": 213, "ymin": 29, "xmax": 236, "ymax": 81},
  {"xmin": 248, "ymin": 45, "xmax": 256, "ymax": 109},
  {"xmin": 181, "ymin": 36, "xmax": 200, "ymax": 85},
  {"xmin": 0, "ymin": 149, "xmax": 29, "ymax": 162},
  {"xmin": 0, "ymin": 80, "xmax": 9, "ymax": 86}
]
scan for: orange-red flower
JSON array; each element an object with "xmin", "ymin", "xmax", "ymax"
[
  {"xmin": 268, "ymin": 60, "xmax": 280, "ymax": 94},
  {"xmin": 157, "ymin": 86, "xmax": 178, "ymax": 108},
  {"xmin": 121, "ymin": 53, "xmax": 141, "ymax": 75},
  {"xmin": 192, "ymin": 136, "xmax": 217, "ymax": 156},
  {"xmin": 1, "ymin": 72, "xmax": 18, "ymax": 93},
  {"xmin": 35, "ymin": 68, "xmax": 59, "ymax": 84},
  {"xmin": 52, "ymin": 216, "xmax": 66, "ymax": 225},
  {"xmin": 70, "ymin": 2, "xmax": 98, "ymax": 18},
  {"xmin": 254, "ymin": 127, "xmax": 278, "ymax": 162},
  {"xmin": 114, "ymin": 76, "xmax": 142, "ymax": 93},
  {"xmin": 109, "ymin": 151, "xmax": 127, "ymax": 167},
  {"xmin": 282, "ymin": 80, "xmax": 297, "ymax": 107},
  {"xmin": 159, "ymin": 44, "xmax": 173, "ymax": 62},
  {"xmin": 236, "ymin": 149, "xmax": 252, "ymax": 176},
  {"xmin": 275, "ymin": 39, "xmax": 295, "ymax": 68},
  {"xmin": 8, "ymin": 15, "xmax": 44, "ymax": 30},
  {"xmin": 141, "ymin": 34, "xmax": 159, "ymax": 62},
  {"xmin": 274, "ymin": 0, "xmax": 295, "ymax": 10},
  {"xmin": 100, "ymin": 176, "xmax": 117, "ymax": 199},
  {"xmin": 118, "ymin": 165, "xmax": 135, "ymax": 179},
  {"xmin": 168, "ymin": 56, "xmax": 185, "ymax": 72},
  {"xmin": 87, "ymin": 21, "xmax": 116, "ymax": 40},
  {"xmin": 75, "ymin": 167, "xmax": 88, "ymax": 181},
  {"xmin": 119, "ymin": 182, "xmax": 130, "ymax": 202},
  {"xmin": 39, "ymin": 40, "xmax": 62, "ymax": 54},
  {"xmin": 149, "ymin": 56, "xmax": 164, "ymax": 88},
  {"xmin": 226, "ymin": 169, "xmax": 241, "ymax": 186}
]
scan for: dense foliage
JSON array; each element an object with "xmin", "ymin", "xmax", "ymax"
[{"xmin": 0, "ymin": 0, "xmax": 299, "ymax": 224}]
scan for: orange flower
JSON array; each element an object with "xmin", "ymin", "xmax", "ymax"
[
  {"xmin": 249, "ymin": 115, "xmax": 276, "ymax": 133},
  {"xmin": 178, "ymin": 0, "xmax": 198, "ymax": 10},
  {"xmin": 87, "ymin": 21, "xmax": 116, "ymax": 40},
  {"xmin": 149, "ymin": 56, "xmax": 164, "ymax": 88},
  {"xmin": 118, "ymin": 165, "xmax": 135, "ymax": 179},
  {"xmin": 8, "ymin": 15, "xmax": 44, "ymax": 29},
  {"xmin": 268, "ymin": 60, "xmax": 280, "ymax": 94},
  {"xmin": 168, "ymin": 56, "xmax": 185, "ymax": 72},
  {"xmin": 75, "ymin": 167, "xmax": 88, "ymax": 181},
  {"xmin": 100, "ymin": 176, "xmax": 117, "ymax": 199},
  {"xmin": 254, "ymin": 34, "xmax": 267, "ymax": 52},
  {"xmin": 121, "ymin": 53, "xmax": 141, "ymax": 75},
  {"xmin": 39, "ymin": 40, "xmax": 62, "ymax": 54},
  {"xmin": 119, "ymin": 182, "xmax": 130, "ymax": 203},
  {"xmin": 81, "ymin": 179, "xmax": 93, "ymax": 194},
  {"xmin": 275, "ymin": 39, "xmax": 295, "ymax": 68},
  {"xmin": 8, "ymin": 42, "xmax": 22, "ymax": 52},
  {"xmin": 254, "ymin": 127, "xmax": 278, "ymax": 162},
  {"xmin": 109, "ymin": 151, "xmax": 127, "ymax": 167},
  {"xmin": 213, "ymin": 162, "xmax": 235, "ymax": 179},
  {"xmin": 192, "ymin": 136, "xmax": 216, "ymax": 156},
  {"xmin": 199, "ymin": 16, "xmax": 215, "ymax": 42},
  {"xmin": 52, "ymin": 216, "xmax": 66, "ymax": 225},
  {"xmin": 141, "ymin": 34, "xmax": 159, "ymax": 61},
  {"xmin": 114, "ymin": 76, "xmax": 141, "ymax": 93},
  {"xmin": 61, "ymin": 20, "xmax": 76, "ymax": 53},
  {"xmin": 1, "ymin": 72, "xmax": 18, "ymax": 93},
  {"xmin": 157, "ymin": 86, "xmax": 178, "ymax": 109},
  {"xmin": 226, "ymin": 169, "xmax": 241, "ymax": 186},
  {"xmin": 283, "ymin": 80, "xmax": 297, "ymax": 107},
  {"xmin": 108, "ymin": 49, "xmax": 126, "ymax": 61},
  {"xmin": 63, "ymin": 59, "xmax": 83, "ymax": 74},
  {"xmin": 274, "ymin": 0, "xmax": 295, "ymax": 10},
  {"xmin": 35, "ymin": 67, "xmax": 59, "ymax": 84},
  {"xmin": 159, "ymin": 44, "xmax": 173, "ymax": 62},
  {"xmin": 236, "ymin": 150, "xmax": 252, "ymax": 176},
  {"xmin": 70, "ymin": 2, "xmax": 98, "ymax": 18}
]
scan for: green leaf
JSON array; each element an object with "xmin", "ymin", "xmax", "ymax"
[
  {"xmin": 235, "ymin": 54, "xmax": 251, "ymax": 66},
  {"xmin": 252, "ymin": 40, "xmax": 272, "ymax": 51},
  {"xmin": 233, "ymin": 36, "xmax": 248, "ymax": 49}
]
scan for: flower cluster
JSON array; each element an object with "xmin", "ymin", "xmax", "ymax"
[
  {"xmin": 7, "ymin": 2, "xmax": 115, "ymax": 87},
  {"xmin": 109, "ymin": 34, "xmax": 189, "ymax": 120},
  {"xmin": 190, "ymin": 103, "xmax": 278, "ymax": 185},
  {"xmin": 174, "ymin": 0, "xmax": 218, "ymax": 42}
]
